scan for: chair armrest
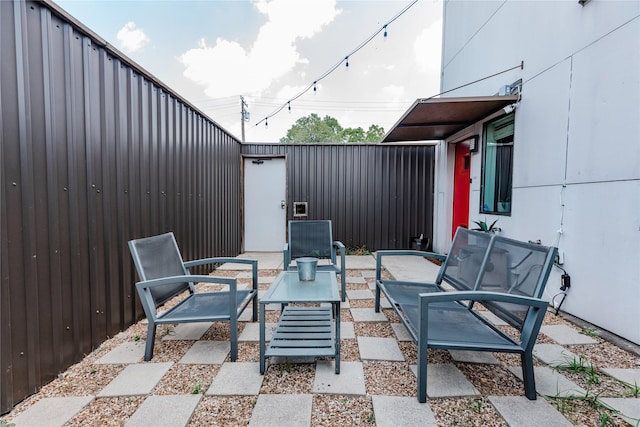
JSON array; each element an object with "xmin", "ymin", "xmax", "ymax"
[
  {"xmin": 184, "ymin": 258, "xmax": 258, "ymax": 291},
  {"xmin": 283, "ymin": 243, "xmax": 291, "ymax": 270},
  {"xmin": 375, "ymin": 250, "xmax": 446, "ymax": 281},
  {"xmin": 333, "ymin": 241, "xmax": 345, "ymax": 269}
]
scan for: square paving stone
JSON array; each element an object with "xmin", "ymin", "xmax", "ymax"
[
  {"xmin": 507, "ymin": 365, "xmax": 586, "ymax": 397},
  {"xmin": 533, "ymin": 343, "xmax": 581, "ymax": 367},
  {"xmin": 371, "ymin": 395, "xmax": 438, "ymax": 427},
  {"xmin": 478, "ymin": 310, "xmax": 508, "ymax": 326},
  {"xmin": 601, "ymin": 368, "xmax": 640, "ymax": 386},
  {"xmin": 9, "ymin": 396, "xmax": 94, "ymax": 427},
  {"xmin": 409, "ymin": 363, "xmax": 480, "ymax": 398},
  {"xmin": 346, "ymin": 289, "xmax": 373, "ymax": 300},
  {"xmin": 162, "ymin": 323, "xmax": 212, "ymax": 340},
  {"xmin": 206, "ymin": 362, "xmax": 263, "ymax": 395},
  {"xmin": 238, "ymin": 322, "xmax": 277, "ymax": 342},
  {"xmin": 346, "ymin": 276, "xmax": 367, "ymax": 284},
  {"xmin": 124, "ymin": 394, "xmax": 201, "ymax": 427},
  {"xmin": 489, "ymin": 395, "xmax": 572, "ymax": 426},
  {"xmin": 178, "ymin": 341, "xmax": 229, "ymax": 364},
  {"xmin": 600, "ymin": 398, "xmax": 640, "ymax": 426},
  {"xmin": 96, "ymin": 342, "xmax": 145, "ymax": 364},
  {"xmin": 248, "ymin": 394, "xmax": 312, "ymax": 427},
  {"xmin": 540, "ymin": 324, "xmax": 598, "ymax": 345},
  {"xmin": 449, "ymin": 350, "xmax": 499, "ymax": 364},
  {"xmin": 350, "ymin": 308, "xmax": 387, "ymax": 322},
  {"xmin": 313, "ymin": 361, "xmax": 366, "ymax": 395},
  {"xmin": 341, "ymin": 322, "xmax": 355, "ymax": 339},
  {"xmin": 358, "ymin": 337, "xmax": 404, "ymax": 361},
  {"xmin": 98, "ymin": 362, "xmax": 173, "ymax": 397},
  {"xmin": 390, "ymin": 323, "xmax": 413, "ymax": 342}
]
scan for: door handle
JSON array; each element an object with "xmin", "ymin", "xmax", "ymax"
[{"xmin": 281, "ymin": 200, "xmax": 286, "ymax": 209}]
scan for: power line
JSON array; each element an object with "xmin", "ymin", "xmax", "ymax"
[{"xmin": 254, "ymin": 0, "xmax": 420, "ymax": 127}]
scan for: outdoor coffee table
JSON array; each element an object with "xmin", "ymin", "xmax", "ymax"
[{"xmin": 260, "ymin": 271, "xmax": 341, "ymax": 374}]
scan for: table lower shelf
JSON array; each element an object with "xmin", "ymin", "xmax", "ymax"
[{"xmin": 265, "ymin": 306, "xmax": 336, "ymax": 358}]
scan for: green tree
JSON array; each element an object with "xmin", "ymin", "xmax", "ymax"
[{"xmin": 280, "ymin": 114, "xmax": 384, "ymax": 143}]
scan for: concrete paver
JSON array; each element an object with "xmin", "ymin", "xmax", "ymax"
[
  {"xmin": 358, "ymin": 337, "xmax": 404, "ymax": 361},
  {"xmin": 533, "ymin": 343, "xmax": 581, "ymax": 367},
  {"xmin": 162, "ymin": 323, "xmax": 212, "ymax": 341},
  {"xmin": 600, "ymin": 398, "xmax": 640, "ymax": 426},
  {"xmin": 238, "ymin": 322, "xmax": 277, "ymax": 342},
  {"xmin": 248, "ymin": 394, "xmax": 312, "ymax": 427},
  {"xmin": 488, "ymin": 395, "xmax": 572, "ymax": 426},
  {"xmin": 96, "ymin": 342, "xmax": 145, "ymax": 364},
  {"xmin": 409, "ymin": 363, "xmax": 480, "ymax": 398},
  {"xmin": 178, "ymin": 341, "xmax": 229, "ymax": 364},
  {"xmin": 372, "ymin": 395, "xmax": 438, "ymax": 427},
  {"xmin": 313, "ymin": 361, "xmax": 366, "ymax": 395},
  {"xmin": 98, "ymin": 363, "xmax": 173, "ymax": 397},
  {"xmin": 346, "ymin": 276, "xmax": 366, "ymax": 284},
  {"xmin": 391, "ymin": 323, "xmax": 413, "ymax": 341},
  {"xmin": 124, "ymin": 394, "xmax": 201, "ymax": 427},
  {"xmin": 507, "ymin": 366, "xmax": 586, "ymax": 397},
  {"xmin": 346, "ymin": 289, "xmax": 373, "ymax": 300},
  {"xmin": 350, "ymin": 307, "xmax": 387, "ymax": 322},
  {"xmin": 344, "ymin": 255, "xmax": 376, "ymax": 269},
  {"xmin": 449, "ymin": 350, "xmax": 499, "ymax": 364},
  {"xmin": 9, "ymin": 396, "xmax": 94, "ymax": 427},
  {"xmin": 540, "ymin": 324, "xmax": 598, "ymax": 345},
  {"xmin": 206, "ymin": 362, "xmax": 263, "ymax": 395},
  {"xmin": 601, "ymin": 368, "xmax": 640, "ymax": 386}
]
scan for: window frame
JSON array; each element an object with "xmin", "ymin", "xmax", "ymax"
[{"xmin": 480, "ymin": 113, "xmax": 515, "ymax": 216}]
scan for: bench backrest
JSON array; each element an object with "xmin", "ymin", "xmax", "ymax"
[
  {"xmin": 288, "ymin": 220, "xmax": 335, "ymax": 262},
  {"xmin": 128, "ymin": 232, "xmax": 191, "ymax": 307},
  {"xmin": 438, "ymin": 228, "xmax": 493, "ymax": 291},
  {"xmin": 476, "ymin": 235, "xmax": 557, "ymax": 330}
]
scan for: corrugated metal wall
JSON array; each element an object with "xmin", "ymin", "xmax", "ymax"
[
  {"xmin": 1, "ymin": 0, "xmax": 242, "ymax": 413},
  {"xmin": 242, "ymin": 144, "xmax": 435, "ymax": 250}
]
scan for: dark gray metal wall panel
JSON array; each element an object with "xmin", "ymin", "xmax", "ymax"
[
  {"xmin": 241, "ymin": 144, "xmax": 435, "ymax": 251},
  {"xmin": 1, "ymin": 0, "xmax": 242, "ymax": 413}
]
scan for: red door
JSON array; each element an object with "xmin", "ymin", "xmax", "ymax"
[{"xmin": 452, "ymin": 141, "xmax": 471, "ymax": 238}]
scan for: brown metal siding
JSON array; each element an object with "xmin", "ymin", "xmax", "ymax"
[
  {"xmin": 242, "ymin": 144, "xmax": 435, "ymax": 250},
  {"xmin": 1, "ymin": 1, "xmax": 242, "ymax": 413}
]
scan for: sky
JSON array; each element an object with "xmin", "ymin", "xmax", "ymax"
[{"xmin": 55, "ymin": 0, "xmax": 443, "ymax": 142}]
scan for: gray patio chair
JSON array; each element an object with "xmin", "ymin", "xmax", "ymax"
[
  {"xmin": 283, "ymin": 220, "xmax": 346, "ymax": 301},
  {"xmin": 129, "ymin": 232, "xmax": 258, "ymax": 361}
]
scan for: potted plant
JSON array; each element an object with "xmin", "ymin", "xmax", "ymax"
[{"xmin": 472, "ymin": 219, "xmax": 500, "ymax": 233}]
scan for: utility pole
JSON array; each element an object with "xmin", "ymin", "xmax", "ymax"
[{"xmin": 240, "ymin": 96, "xmax": 249, "ymax": 142}]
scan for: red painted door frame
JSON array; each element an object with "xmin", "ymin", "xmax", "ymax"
[{"xmin": 452, "ymin": 141, "xmax": 471, "ymax": 238}]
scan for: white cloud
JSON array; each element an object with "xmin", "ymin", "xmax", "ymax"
[
  {"xmin": 180, "ymin": 0, "xmax": 341, "ymax": 98},
  {"xmin": 414, "ymin": 19, "xmax": 442, "ymax": 74},
  {"xmin": 116, "ymin": 22, "xmax": 150, "ymax": 53}
]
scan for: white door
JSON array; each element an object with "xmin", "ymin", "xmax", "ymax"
[{"xmin": 244, "ymin": 157, "xmax": 287, "ymax": 251}]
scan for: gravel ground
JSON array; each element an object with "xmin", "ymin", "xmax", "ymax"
[{"xmin": 4, "ymin": 268, "xmax": 640, "ymax": 427}]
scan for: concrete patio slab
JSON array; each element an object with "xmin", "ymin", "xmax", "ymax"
[
  {"xmin": 380, "ymin": 254, "xmax": 440, "ymax": 282},
  {"xmin": 540, "ymin": 324, "xmax": 598, "ymax": 345},
  {"xmin": 178, "ymin": 341, "xmax": 229, "ymax": 364},
  {"xmin": 488, "ymin": 395, "xmax": 572, "ymax": 426},
  {"xmin": 248, "ymin": 394, "xmax": 312, "ymax": 427},
  {"xmin": 361, "ymin": 270, "xmax": 376, "ymax": 278},
  {"xmin": 346, "ymin": 276, "xmax": 366, "ymax": 284},
  {"xmin": 409, "ymin": 364, "xmax": 480, "ymax": 398},
  {"xmin": 371, "ymin": 395, "xmax": 438, "ymax": 427},
  {"xmin": 507, "ymin": 366, "xmax": 586, "ymax": 397},
  {"xmin": 95, "ymin": 342, "xmax": 145, "ymax": 364},
  {"xmin": 341, "ymin": 321, "xmax": 355, "ymax": 339},
  {"xmin": 449, "ymin": 350, "xmax": 499, "ymax": 364},
  {"xmin": 238, "ymin": 322, "xmax": 277, "ymax": 342},
  {"xmin": 344, "ymin": 255, "xmax": 376, "ymax": 269},
  {"xmin": 9, "ymin": 396, "xmax": 93, "ymax": 427},
  {"xmin": 313, "ymin": 361, "xmax": 366, "ymax": 395},
  {"xmin": 358, "ymin": 337, "xmax": 404, "ymax": 361},
  {"xmin": 162, "ymin": 323, "xmax": 212, "ymax": 341},
  {"xmin": 350, "ymin": 308, "xmax": 387, "ymax": 322},
  {"xmin": 124, "ymin": 394, "xmax": 201, "ymax": 427},
  {"xmin": 98, "ymin": 362, "xmax": 173, "ymax": 397},
  {"xmin": 391, "ymin": 323, "xmax": 413, "ymax": 342},
  {"xmin": 206, "ymin": 362, "xmax": 263, "ymax": 395},
  {"xmin": 346, "ymin": 289, "xmax": 373, "ymax": 300},
  {"xmin": 533, "ymin": 343, "xmax": 581, "ymax": 367},
  {"xmin": 601, "ymin": 368, "xmax": 640, "ymax": 386},
  {"xmin": 217, "ymin": 252, "xmax": 282, "ymax": 270},
  {"xmin": 478, "ymin": 310, "xmax": 508, "ymax": 326},
  {"xmin": 600, "ymin": 398, "xmax": 640, "ymax": 426}
]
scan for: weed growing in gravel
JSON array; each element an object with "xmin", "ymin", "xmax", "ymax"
[
  {"xmin": 191, "ymin": 384, "xmax": 201, "ymax": 394},
  {"xmin": 90, "ymin": 367, "xmax": 97, "ymax": 375},
  {"xmin": 0, "ymin": 419, "xmax": 16, "ymax": 427},
  {"xmin": 580, "ymin": 328, "xmax": 600, "ymax": 337},
  {"xmin": 556, "ymin": 354, "xmax": 601, "ymax": 385},
  {"xmin": 133, "ymin": 334, "xmax": 141, "ymax": 341}
]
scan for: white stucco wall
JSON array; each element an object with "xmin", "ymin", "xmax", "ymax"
[{"xmin": 436, "ymin": 0, "xmax": 640, "ymax": 344}]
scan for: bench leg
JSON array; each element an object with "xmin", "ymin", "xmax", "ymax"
[
  {"xmin": 417, "ymin": 339, "xmax": 428, "ymax": 403},
  {"xmin": 374, "ymin": 283, "xmax": 381, "ymax": 313},
  {"xmin": 521, "ymin": 352, "xmax": 537, "ymax": 400},
  {"xmin": 144, "ymin": 323, "xmax": 157, "ymax": 361}
]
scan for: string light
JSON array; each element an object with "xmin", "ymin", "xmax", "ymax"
[
  {"xmin": 288, "ymin": 101, "xmax": 291, "ymax": 112},
  {"xmin": 254, "ymin": 0, "xmax": 419, "ymax": 127}
]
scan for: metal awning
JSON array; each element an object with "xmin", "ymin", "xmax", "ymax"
[{"xmin": 382, "ymin": 95, "xmax": 519, "ymax": 142}]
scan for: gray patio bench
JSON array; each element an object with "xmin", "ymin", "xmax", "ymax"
[{"xmin": 374, "ymin": 227, "xmax": 557, "ymax": 402}]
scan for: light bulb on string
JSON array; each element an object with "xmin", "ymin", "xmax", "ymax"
[
  {"xmin": 383, "ymin": 25, "xmax": 388, "ymax": 39},
  {"xmin": 313, "ymin": 81, "xmax": 317, "ymax": 94},
  {"xmin": 345, "ymin": 56, "xmax": 349, "ymax": 69},
  {"xmin": 265, "ymin": 118, "xmax": 268, "ymax": 128},
  {"xmin": 288, "ymin": 102, "xmax": 291, "ymax": 113}
]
